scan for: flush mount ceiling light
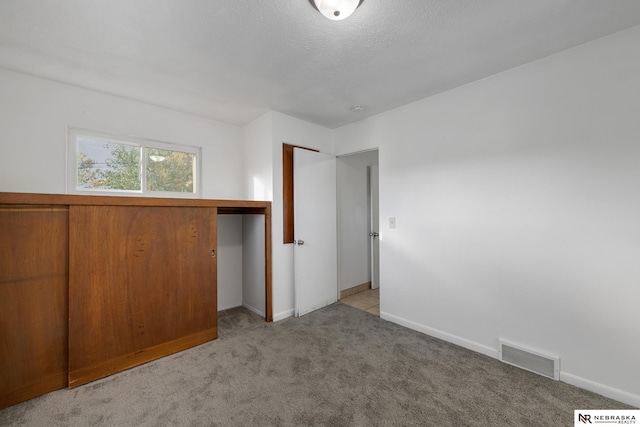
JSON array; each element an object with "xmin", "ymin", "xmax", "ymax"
[{"xmin": 309, "ymin": 0, "xmax": 363, "ymax": 20}]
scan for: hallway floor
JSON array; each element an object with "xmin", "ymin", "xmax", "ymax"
[{"xmin": 340, "ymin": 288, "xmax": 379, "ymax": 316}]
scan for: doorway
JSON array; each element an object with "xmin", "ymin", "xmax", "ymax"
[{"xmin": 336, "ymin": 149, "xmax": 380, "ymax": 315}]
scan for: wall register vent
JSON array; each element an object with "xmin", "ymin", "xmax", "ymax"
[{"xmin": 498, "ymin": 339, "xmax": 560, "ymax": 380}]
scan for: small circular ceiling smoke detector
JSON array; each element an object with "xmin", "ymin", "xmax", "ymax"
[
  {"xmin": 310, "ymin": 0, "xmax": 363, "ymax": 21},
  {"xmin": 351, "ymin": 105, "xmax": 366, "ymax": 112}
]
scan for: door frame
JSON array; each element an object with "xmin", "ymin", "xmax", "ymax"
[
  {"xmin": 336, "ymin": 148, "xmax": 380, "ymax": 298},
  {"xmin": 368, "ymin": 164, "xmax": 380, "ymax": 290}
]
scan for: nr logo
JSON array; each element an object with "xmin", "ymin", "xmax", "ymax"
[{"xmin": 578, "ymin": 413, "xmax": 592, "ymax": 424}]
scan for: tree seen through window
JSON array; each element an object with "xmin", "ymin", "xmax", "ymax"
[{"xmin": 76, "ymin": 139, "xmax": 195, "ymax": 193}]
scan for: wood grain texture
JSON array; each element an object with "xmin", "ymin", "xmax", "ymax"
[
  {"xmin": 0, "ymin": 206, "xmax": 69, "ymax": 409},
  {"xmin": 69, "ymin": 205, "xmax": 218, "ymax": 387},
  {"xmin": 0, "ymin": 192, "xmax": 270, "ymax": 209},
  {"xmin": 283, "ymin": 144, "xmax": 295, "ymax": 244},
  {"xmin": 264, "ymin": 205, "xmax": 273, "ymax": 322},
  {"xmin": 69, "ymin": 328, "xmax": 217, "ymax": 388},
  {"xmin": 0, "ymin": 192, "xmax": 274, "ymax": 405}
]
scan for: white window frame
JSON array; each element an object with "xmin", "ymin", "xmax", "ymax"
[{"xmin": 67, "ymin": 127, "xmax": 202, "ymax": 198}]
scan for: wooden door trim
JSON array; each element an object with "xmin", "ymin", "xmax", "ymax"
[{"xmin": 264, "ymin": 203, "xmax": 273, "ymax": 321}]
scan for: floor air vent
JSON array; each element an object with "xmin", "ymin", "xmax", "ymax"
[{"xmin": 498, "ymin": 339, "xmax": 560, "ymax": 380}]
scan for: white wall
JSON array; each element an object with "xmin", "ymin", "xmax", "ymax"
[
  {"xmin": 0, "ymin": 68, "xmax": 246, "ymax": 308},
  {"xmin": 240, "ymin": 112, "xmax": 274, "ymax": 315},
  {"xmin": 243, "ymin": 112, "xmax": 274, "ymax": 202},
  {"xmin": 270, "ymin": 112, "xmax": 334, "ymax": 320},
  {"xmin": 0, "ymin": 69, "xmax": 243, "ymax": 198},
  {"xmin": 217, "ymin": 215, "xmax": 244, "ymax": 310},
  {"xmin": 242, "ymin": 215, "xmax": 266, "ymax": 316},
  {"xmin": 333, "ymin": 26, "xmax": 640, "ymax": 406},
  {"xmin": 243, "ymin": 112, "xmax": 333, "ymax": 321},
  {"xmin": 337, "ymin": 150, "xmax": 378, "ymax": 291}
]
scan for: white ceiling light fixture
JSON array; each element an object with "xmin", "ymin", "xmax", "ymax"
[{"xmin": 309, "ymin": 0, "xmax": 363, "ymax": 21}]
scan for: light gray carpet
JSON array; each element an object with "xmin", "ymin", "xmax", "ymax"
[{"xmin": 0, "ymin": 303, "xmax": 633, "ymax": 426}]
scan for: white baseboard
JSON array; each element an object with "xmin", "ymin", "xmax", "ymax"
[
  {"xmin": 380, "ymin": 311, "xmax": 640, "ymax": 408},
  {"xmin": 273, "ymin": 308, "xmax": 294, "ymax": 322},
  {"xmin": 381, "ymin": 312, "xmax": 498, "ymax": 359},
  {"xmin": 561, "ymin": 372, "xmax": 640, "ymax": 408},
  {"xmin": 242, "ymin": 303, "xmax": 265, "ymax": 318}
]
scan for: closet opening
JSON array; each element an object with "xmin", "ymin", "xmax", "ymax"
[{"xmin": 218, "ymin": 207, "xmax": 272, "ymax": 323}]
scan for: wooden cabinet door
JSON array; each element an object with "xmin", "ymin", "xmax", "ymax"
[
  {"xmin": 69, "ymin": 205, "xmax": 217, "ymax": 387},
  {"xmin": 0, "ymin": 205, "xmax": 69, "ymax": 409}
]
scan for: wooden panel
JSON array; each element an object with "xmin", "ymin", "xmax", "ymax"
[
  {"xmin": 0, "ymin": 206, "xmax": 69, "ymax": 409},
  {"xmin": 69, "ymin": 205, "xmax": 217, "ymax": 387},
  {"xmin": 264, "ymin": 205, "xmax": 273, "ymax": 322},
  {"xmin": 1, "ymin": 192, "xmax": 273, "ymax": 325},
  {"xmin": 0, "ymin": 192, "xmax": 271, "ymax": 210},
  {"xmin": 283, "ymin": 144, "xmax": 295, "ymax": 243},
  {"xmin": 69, "ymin": 329, "xmax": 217, "ymax": 388}
]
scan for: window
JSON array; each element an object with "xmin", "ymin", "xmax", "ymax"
[{"xmin": 68, "ymin": 128, "xmax": 201, "ymax": 197}]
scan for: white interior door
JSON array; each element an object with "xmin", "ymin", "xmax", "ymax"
[
  {"xmin": 369, "ymin": 164, "xmax": 380, "ymax": 289},
  {"xmin": 294, "ymin": 148, "xmax": 338, "ymax": 317}
]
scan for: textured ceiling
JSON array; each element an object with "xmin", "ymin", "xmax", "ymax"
[{"xmin": 1, "ymin": 1, "xmax": 640, "ymax": 128}]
